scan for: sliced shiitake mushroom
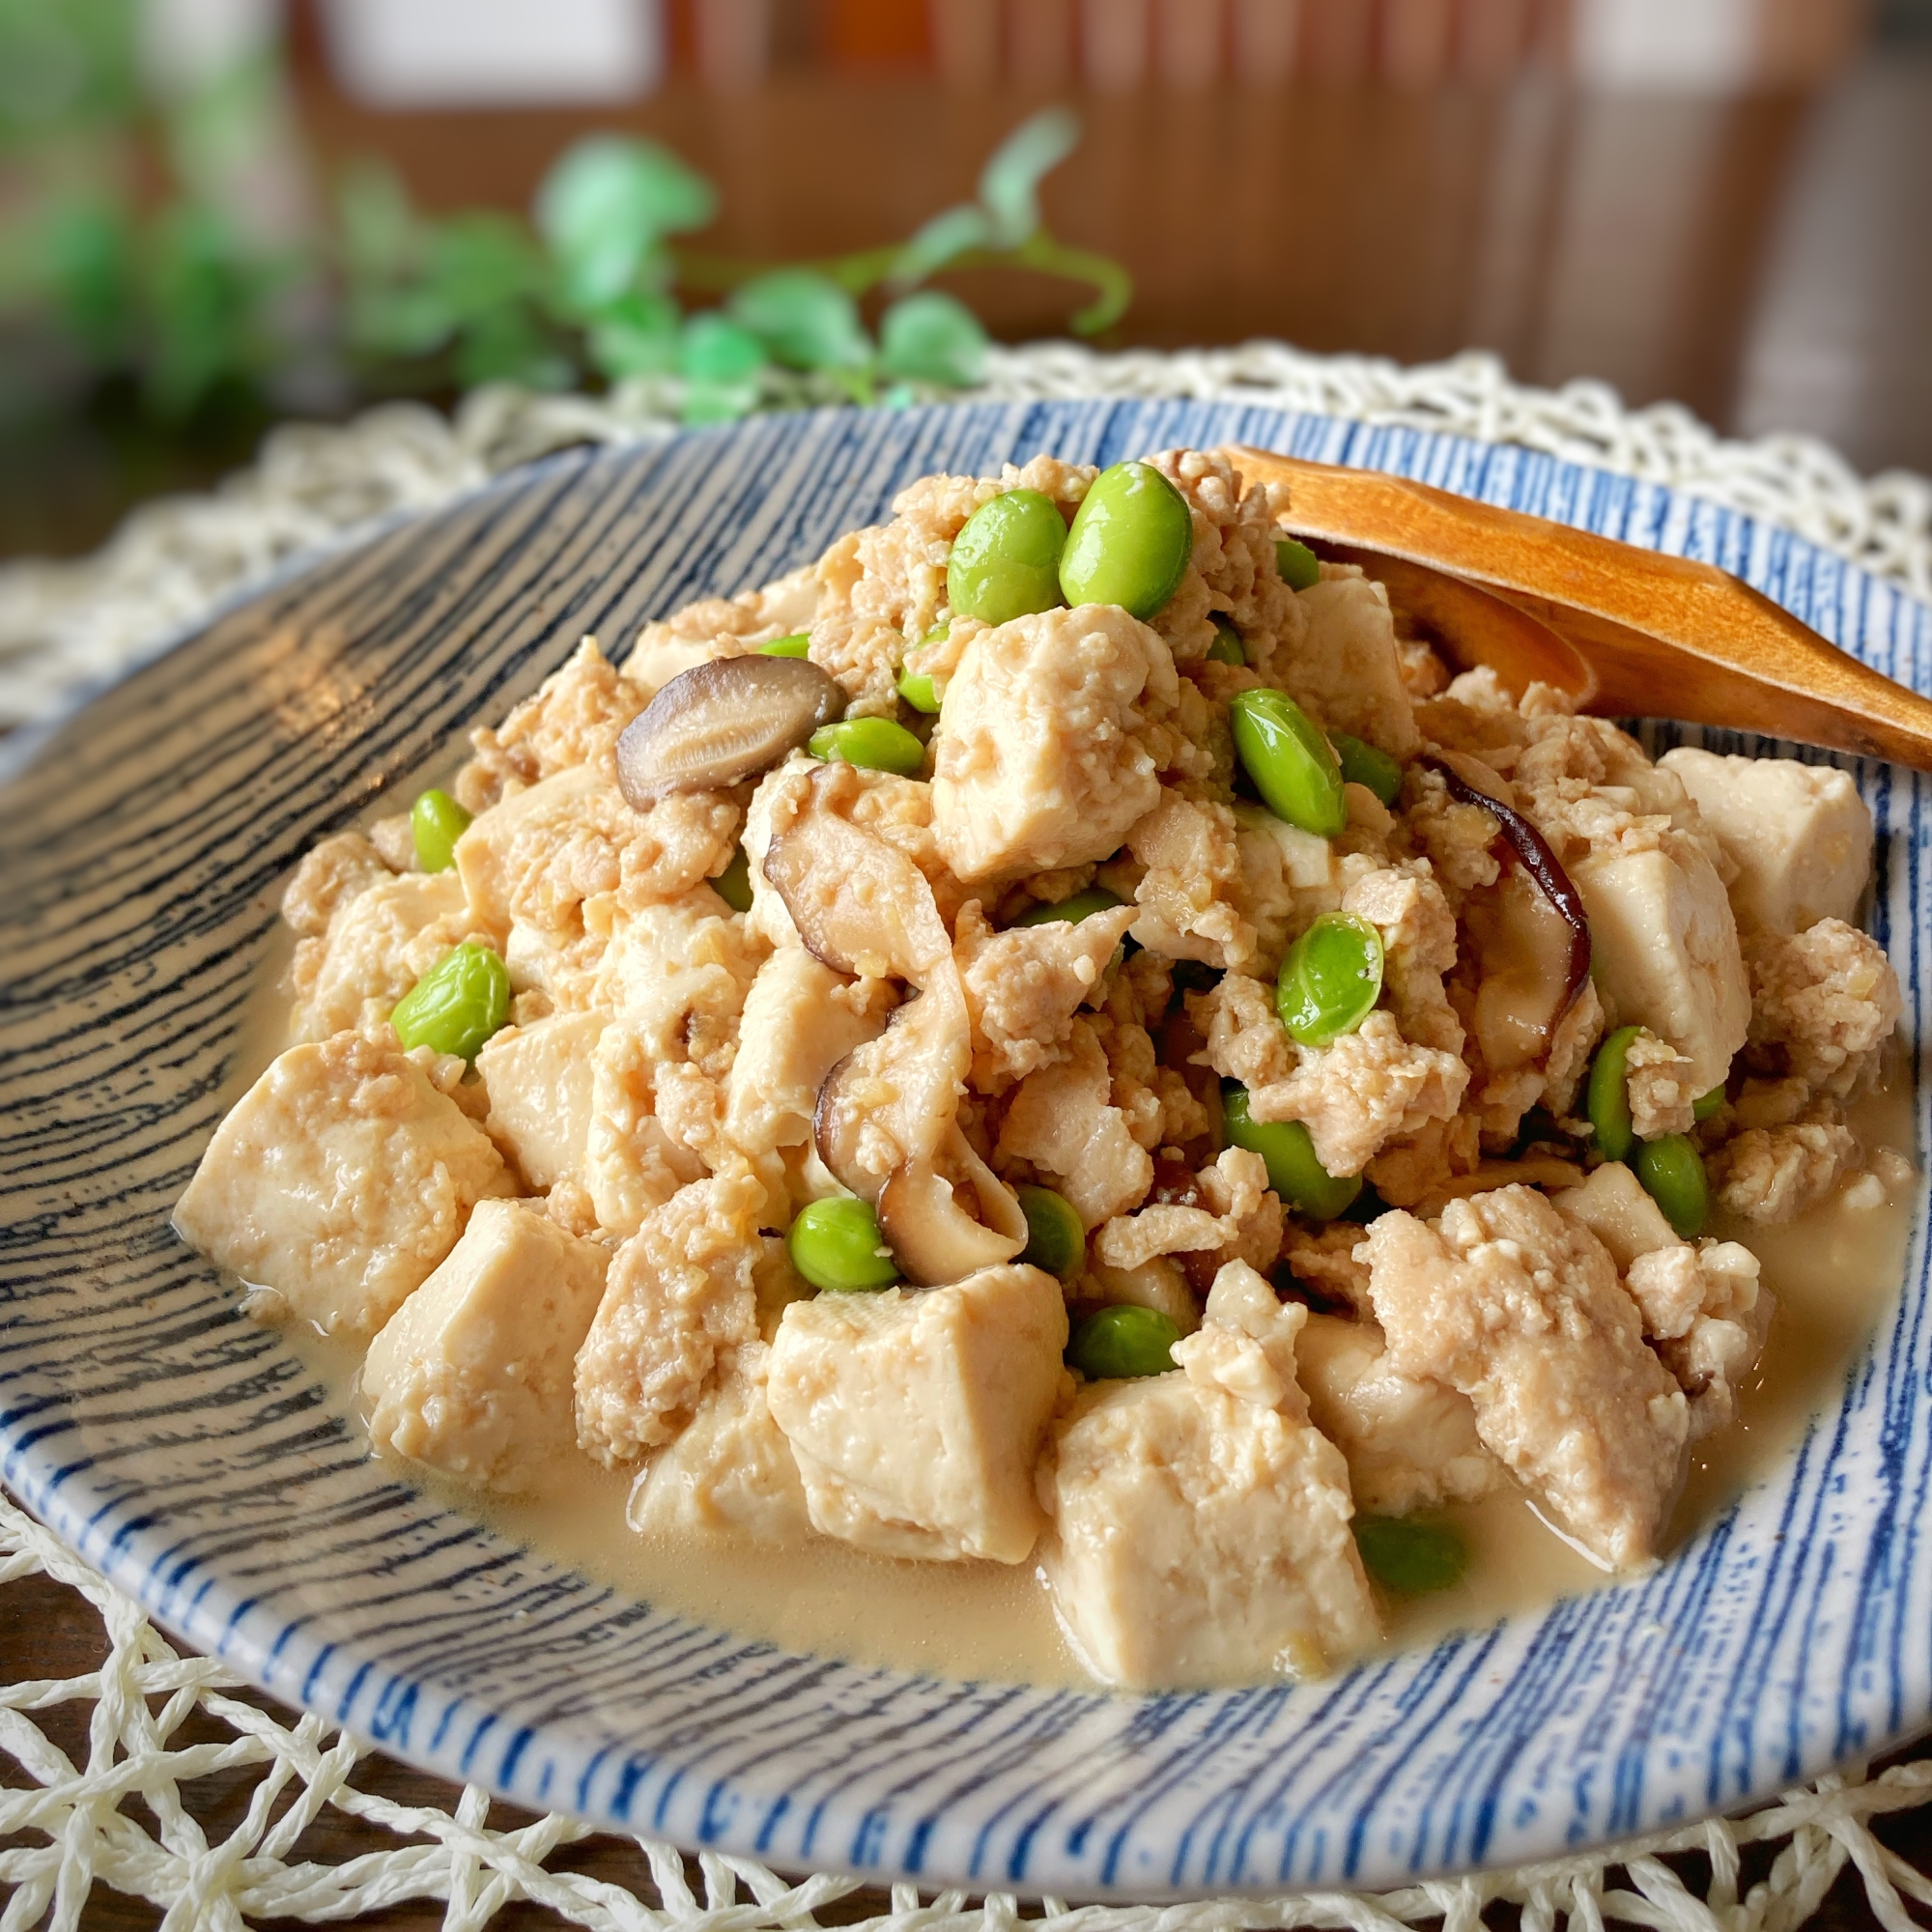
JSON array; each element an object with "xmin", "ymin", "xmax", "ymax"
[
  {"xmin": 876, "ymin": 1129, "xmax": 1029, "ymax": 1286},
  {"xmin": 814, "ymin": 977, "xmax": 972, "ymax": 1201},
  {"xmin": 615, "ymin": 655, "xmax": 842, "ymax": 808},
  {"xmin": 1424, "ymin": 753, "xmax": 1592, "ymax": 1070},
  {"xmin": 764, "ymin": 781, "xmax": 952, "ymax": 980}
]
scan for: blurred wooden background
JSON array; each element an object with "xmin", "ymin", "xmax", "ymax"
[
  {"xmin": 291, "ymin": 0, "xmax": 1930, "ymax": 469},
  {"xmin": 7, "ymin": 0, "xmax": 1929, "ymax": 560}
]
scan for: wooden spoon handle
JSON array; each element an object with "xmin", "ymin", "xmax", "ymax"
[{"xmin": 1229, "ymin": 445, "xmax": 1932, "ymax": 774}]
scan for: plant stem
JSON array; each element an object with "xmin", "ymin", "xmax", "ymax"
[{"xmin": 669, "ymin": 230, "xmax": 1133, "ymax": 337}]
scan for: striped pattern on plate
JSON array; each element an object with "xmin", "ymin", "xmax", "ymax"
[{"xmin": 1, "ymin": 398, "xmax": 1926, "ymax": 1899}]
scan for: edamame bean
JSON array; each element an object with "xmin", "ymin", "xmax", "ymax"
[
  {"xmin": 808, "ymin": 717, "xmax": 926, "ymax": 776},
  {"xmin": 1276, "ymin": 536, "xmax": 1321, "ymax": 591},
  {"xmin": 1067, "ymin": 1304, "xmax": 1180, "ymax": 1380},
  {"xmin": 1229, "ymin": 687, "xmax": 1347, "ymax": 838},
  {"xmin": 1693, "ymin": 1083, "xmax": 1726, "ymax": 1122},
  {"xmin": 947, "ymin": 488, "xmax": 1068, "ymax": 625},
  {"xmin": 1223, "ymin": 1085, "xmax": 1361, "ymax": 1220},
  {"xmin": 1634, "ymin": 1133, "xmax": 1709, "ymax": 1239},
  {"xmin": 411, "ymin": 788, "xmax": 471, "ymax": 873},
  {"xmin": 1329, "ymin": 730, "xmax": 1403, "ymax": 808},
  {"xmin": 713, "ymin": 846, "xmax": 753, "ymax": 913},
  {"xmin": 896, "ymin": 667, "xmax": 943, "ymax": 714},
  {"xmin": 1205, "ymin": 618, "xmax": 1246, "ymax": 666},
  {"xmin": 390, "ymin": 941, "xmax": 509, "ymax": 1062},
  {"xmin": 1353, "ymin": 1516, "xmax": 1469, "ymax": 1595},
  {"xmin": 1586, "ymin": 1024, "xmax": 1641, "ymax": 1162},
  {"xmin": 1277, "ymin": 912, "xmax": 1384, "ymax": 1047},
  {"xmin": 759, "ymin": 634, "xmax": 811, "ymax": 658},
  {"xmin": 1058, "ymin": 461, "xmax": 1193, "ymax": 618},
  {"xmin": 1017, "ymin": 1184, "xmax": 1085, "ymax": 1280},
  {"xmin": 787, "ymin": 1196, "xmax": 900, "ymax": 1293},
  {"xmin": 1012, "ymin": 887, "xmax": 1124, "ymax": 926}
]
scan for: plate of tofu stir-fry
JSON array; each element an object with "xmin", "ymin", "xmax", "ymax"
[{"xmin": 1, "ymin": 397, "xmax": 1926, "ymax": 1895}]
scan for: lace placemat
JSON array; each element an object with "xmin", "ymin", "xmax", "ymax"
[
  {"xmin": 3, "ymin": 339, "xmax": 1931, "ymax": 732},
  {"xmin": 5, "ymin": 340, "xmax": 1932, "ymax": 1930}
]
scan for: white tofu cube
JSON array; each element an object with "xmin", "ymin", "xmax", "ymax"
[
  {"xmin": 292, "ymin": 868, "xmax": 477, "ymax": 1043},
  {"xmin": 629, "ymin": 1343, "xmax": 814, "ymax": 1543},
  {"xmin": 1037, "ymin": 1269, "xmax": 1378, "ymax": 1689},
  {"xmin": 1551, "ymin": 1159, "xmax": 1680, "ymax": 1267},
  {"xmin": 454, "ymin": 764, "xmax": 607, "ymax": 932},
  {"xmin": 1276, "ymin": 573, "xmax": 1420, "ymax": 758},
  {"xmin": 476, "ymin": 1009, "xmax": 607, "ymax": 1190},
  {"xmin": 362, "ymin": 1198, "xmax": 609, "ymax": 1491},
  {"xmin": 1659, "ymin": 748, "xmax": 1872, "ymax": 935},
  {"xmin": 766, "ymin": 1263, "xmax": 1067, "ymax": 1562},
  {"xmin": 1572, "ymin": 837, "xmax": 1749, "ymax": 1092},
  {"xmin": 173, "ymin": 1032, "xmax": 515, "ymax": 1336},
  {"xmin": 931, "ymin": 605, "xmax": 1175, "ymax": 884}
]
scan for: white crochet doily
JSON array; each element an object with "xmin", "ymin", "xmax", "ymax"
[
  {"xmin": 3, "ymin": 339, "xmax": 1931, "ymax": 733},
  {"xmin": 6, "ymin": 1489, "xmax": 1932, "ymax": 1931},
  {"xmin": 6, "ymin": 340, "xmax": 1932, "ymax": 1929}
]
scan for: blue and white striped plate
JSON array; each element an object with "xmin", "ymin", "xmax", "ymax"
[{"xmin": 2, "ymin": 399, "xmax": 1927, "ymax": 1898}]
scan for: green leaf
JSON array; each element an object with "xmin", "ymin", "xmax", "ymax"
[
  {"xmin": 727, "ymin": 269, "xmax": 870, "ymax": 372},
  {"xmin": 978, "ymin": 107, "xmax": 1081, "ymax": 248},
  {"xmin": 454, "ymin": 306, "xmax": 574, "ymax": 390},
  {"xmin": 878, "ymin": 290, "xmax": 986, "ymax": 388},
  {"xmin": 39, "ymin": 199, "xmax": 136, "ymax": 357},
  {"xmin": 682, "ymin": 380, "xmax": 758, "ymax": 427},
  {"xmin": 337, "ymin": 160, "xmax": 417, "ymax": 283},
  {"xmin": 422, "ymin": 212, "xmax": 548, "ymax": 319},
  {"xmin": 535, "ymin": 135, "xmax": 717, "ymax": 313},
  {"xmin": 141, "ymin": 202, "xmax": 262, "ymax": 417},
  {"xmin": 891, "ymin": 203, "xmax": 990, "ymax": 286},
  {"xmin": 680, "ymin": 309, "xmax": 765, "ymax": 384},
  {"xmin": 585, "ymin": 288, "xmax": 681, "ymax": 378}
]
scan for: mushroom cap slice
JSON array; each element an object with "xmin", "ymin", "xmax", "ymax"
[
  {"xmin": 814, "ymin": 972, "xmax": 971, "ymax": 1201},
  {"xmin": 764, "ymin": 784, "xmax": 953, "ymax": 980},
  {"xmin": 616, "ymin": 655, "xmax": 842, "ymax": 807},
  {"xmin": 1424, "ymin": 753, "xmax": 1592, "ymax": 1065},
  {"xmin": 877, "ymin": 1129, "xmax": 1029, "ymax": 1287}
]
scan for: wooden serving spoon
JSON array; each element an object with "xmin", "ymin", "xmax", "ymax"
[{"xmin": 1225, "ymin": 444, "xmax": 1932, "ymax": 774}]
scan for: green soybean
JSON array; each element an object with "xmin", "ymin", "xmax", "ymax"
[
  {"xmin": 1693, "ymin": 1083, "xmax": 1727, "ymax": 1122},
  {"xmin": 759, "ymin": 634, "xmax": 811, "ymax": 658},
  {"xmin": 1205, "ymin": 618, "xmax": 1246, "ymax": 666},
  {"xmin": 947, "ymin": 488, "xmax": 1068, "ymax": 626},
  {"xmin": 411, "ymin": 788, "xmax": 471, "ymax": 873},
  {"xmin": 1586, "ymin": 1024, "xmax": 1642, "ymax": 1163},
  {"xmin": 714, "ymin": 846, "xmax": 753, "ymax": 913},
  {"xmin": 1330, "ymin": 730, "xmax": 1404, "ymax": 808},
  {"xmin": 1634, "ymin": 1134, "xmax": 1710, "ymax": 1239},
  {"xmin": 787, "ymin": 1196, "xmax": 900, "ymax": 1293},
  {"xmin": 1278, "ymin": 912, "xmax": 1384, "ymax": 1047},
  {"xmin": 1223, "ymin": 1085, "xmax": 1361, "ymax": 1220},
  {"xmin": 1017, "ymin": 1184, "xmax": 1085, "ymax": 1280},
  {"xmin": 1012, "ymin": 887, "xmax": 1125, "ymax": 927},
  {"xmin": 1229, "ymin": 687, "xmax": 1348, "ymax": 838},
  {"xmin": 1058, "ymin": 461, "xmax": 1194, "ymax": 618},
  {"xmin": 1353, "ymin": 1516, "xmax": 1469, "ymax": 1595},
  {"xmin": 390, "ymin": 942, "xmax": 510, "ymax": 1062},
  {"xmin": 897, "ymin": 667, "xmax": 944, "ymax": 714},
  {"xmin": 808, "ymin": 717, "xmax": 926, "ymax": 776},
  {"xmin": 1067, "ymin": 1304, "xmax": 1180, "ymax": 1380},
  {"xmin": 1276, "ymin": 536, "xmax": 1321, "ymax": 591}
]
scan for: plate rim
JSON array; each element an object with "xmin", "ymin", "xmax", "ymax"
[{"xmin": 2, "ymin": 395, "xmax": 1928, "ymax": 1899}]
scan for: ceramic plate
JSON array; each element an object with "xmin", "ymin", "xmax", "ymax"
[{"xmin": 3, "ymin": 399, "xmax": 1928, "ymax": 1899}]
